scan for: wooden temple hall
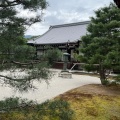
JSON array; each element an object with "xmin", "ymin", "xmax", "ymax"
[{"xmin": 28, "ymin": 21, "xmax": 90, "ymax": 63}]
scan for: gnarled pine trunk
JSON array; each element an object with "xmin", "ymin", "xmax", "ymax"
[{"xmin": 99, "ymin": 64, "xmax": 107, "ymax": 85}]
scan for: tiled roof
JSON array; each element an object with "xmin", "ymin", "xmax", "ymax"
[{"xmin": 28, "ymin": 21, "xmax": 90, "ymax": 45}]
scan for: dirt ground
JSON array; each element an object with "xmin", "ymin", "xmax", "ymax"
[
  {"xmin": 73, "ymin": 84, "xmax": 120, "ymax": 96},
  {"xmin": 58, "ymin": 84, "xmax": 120, "ymax": 99},
  {"xmin": 69, "ymin": 72, "xmax": 120, "ymax": 96}
]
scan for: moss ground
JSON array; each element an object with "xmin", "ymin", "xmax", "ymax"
[
  {"xmin": 56, "ymin": 84, "xmax": 120, "ymax": 120},
  {"xmin": 0, "ymin": 84, "xmax": 120, "ymax": 120}
]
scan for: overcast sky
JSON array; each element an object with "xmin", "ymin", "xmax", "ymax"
[{"xmin": 25, "ymin": 0, "xmax": 113, "ymax": 36}]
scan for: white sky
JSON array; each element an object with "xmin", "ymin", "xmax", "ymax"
[{"xmin": 25, "ymin": 0, "xmax": 113, "ymax": 36}]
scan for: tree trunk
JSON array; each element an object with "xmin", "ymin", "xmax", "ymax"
[{"xmin": 99, "ymin": 64, "xmax": 107, "ymax": 85}]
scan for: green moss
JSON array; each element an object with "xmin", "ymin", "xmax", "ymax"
[{"xmin": 68, "ymin": 95, "xmax": 120, "ymax": 120}]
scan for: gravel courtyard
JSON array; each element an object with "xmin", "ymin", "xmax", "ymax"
[{"xmin": 0, "ymin": 69, "xmax": 101, "ymax": 103}]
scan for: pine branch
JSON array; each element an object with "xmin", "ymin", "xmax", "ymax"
[
  {"xmin": 0, "ymin": 74, "xmax": 28, "ymax": 81},
  {"xmin": 0, "ymin": 0, "xmax": 21, "ymax": 8},
  {"xmin": 0, "ymin": 103, "xmax": 34, "ymax": 113},
  {"xmin": 12, "ymin": 60, "xmax": 41, "ymax": 66}
]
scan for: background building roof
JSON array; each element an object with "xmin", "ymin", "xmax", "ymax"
[{"xmin": 28, "ymin": 21, "xmax": 90, "ymax": 45}]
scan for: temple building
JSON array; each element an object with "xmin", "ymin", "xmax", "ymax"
[{"xmin": 28, "ymin": 21, "xmax": 90, "ymax": 61}]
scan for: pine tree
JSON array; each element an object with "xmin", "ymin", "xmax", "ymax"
[
  {"xmin": 80, "ymin": 3, "xmax": 120, "ymax": 85},
  {"xmin": 0, "ymin": 0, "xmax": 48, "ymax": 53},
  {"xmin": 0, "ymin": 0, "xmax": 52, "ymax": 91}
]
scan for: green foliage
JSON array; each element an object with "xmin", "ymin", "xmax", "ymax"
[
  {"xmin": 14, "ymin": 45, "xmax": 35, "ymax": 62},
  {"xmin": 0, "ymin": 6, "xmax": 26, "ymax": 54},
  {"xmin": 101, "ymin": 79, "xmax": 110, "ymax": 85},
  {"xmin": 0, "ymin": 1, "xmax": 57, "ymax": 119},
  {"xmin": 0, "ymin": 45, "xmax": 35, "ymax": 65},
  {"xmin": 84, "ymin": 64, "xmax": 98, "ymax": 72},
  {"xmin": 0, "ymin": 0, "xmax": 48, "ymax": 54},
  {"xmin": 0, "ymin": 97, "xmax": 34, "ymax": 112},
  {"xmin": 19, "ymin": 0, "xmax": 48, "ymax": 11},
  {"xmin": 0, "ymin": 62, "xmax": 52, "ymax": 92},
  {"xmin": 0, "ymin": 45, "xmax": 52, "ymax": 92},
  {"xmin": 0, "ymin": 0, "xmax": 51, "ymax": 92},
  {"xmin": 0, "ymin": 0, "xmax": 47, "ymax": 12},
  {"xmin": 0, "ymin": 98, "xmax": 74, "ymax": 120},
  {"xmin": 79, "ymin": 3, "xmax": 120, "ymax": 84},
  {"xmin": 44, "ymin": 48, "xmax": 62, "ymax": 65},
  {"xmin": 113, "ymin": 74, "xmax": 120, "ymax": 82}
]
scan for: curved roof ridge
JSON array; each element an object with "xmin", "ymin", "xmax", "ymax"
[
  {"xmin": 27, "ymin": 27, "xmax": 53, "ymax": 44},
  {"xmin": 27, "ymin": 21, "xmax": 90, "ymax": 45},
  {"xmin": 50, "ymin": 21, "xmax": 90, "ymax": 29}
]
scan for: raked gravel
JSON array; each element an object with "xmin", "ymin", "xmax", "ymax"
[{"xmin": 0, "ymin": 69, "xmax": 101, "ymax": 103}]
